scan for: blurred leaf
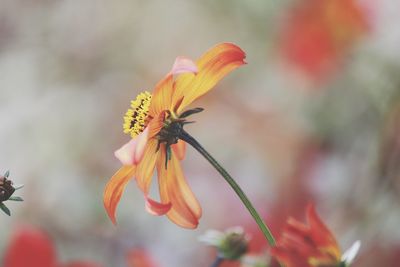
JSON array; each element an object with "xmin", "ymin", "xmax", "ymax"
[{"xmin": 0, "ymin": 202, "xmax": 11, "ymax": 216}]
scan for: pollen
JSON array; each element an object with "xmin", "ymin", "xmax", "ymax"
[{"xmin": 123, "ymin": 91, "xmax": 152, "ymax": 138}]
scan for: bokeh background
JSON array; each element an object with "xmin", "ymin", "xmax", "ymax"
[{"xmin": 1, "ymin": 0, "xmax": 400, "ymax": 266}]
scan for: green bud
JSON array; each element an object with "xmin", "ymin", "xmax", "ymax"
[{"xmin": 199, "ymin": 227, "xmax": 250, "ymax": 260}]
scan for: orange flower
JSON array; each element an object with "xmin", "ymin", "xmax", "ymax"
[
  {"xmin": 270, "ymin": 204, "xmax": 360, "ymax": 267},
  {"xmin": 126, "ymin": 249, "xmax": 158, "ymax": 267},
  {"xmin": 2, "ymin": 226, "xmax": 102, "ymax": 267},
  {"xmin": 280, "ymin": 0, "xmax": 369, "ymax": 80},
  {"xmin": 104, "ymin": 43, "xmax": 246, "ymax": 228}
]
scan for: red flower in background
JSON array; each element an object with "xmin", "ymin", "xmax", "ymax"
[
  {"xmin": 270, "ymin": 204, "xmax": 359, "ymax": 267},
  {"xmin": 2, "ymin": 227, "xmax": 101, "ymax": 267},
  {"xmin": 126, "ymin": 249, "xmax": 158, "ymax": 267},
  {"xmin": 280, "ymin": 0, "xmax": 369, "ymax": 81}
]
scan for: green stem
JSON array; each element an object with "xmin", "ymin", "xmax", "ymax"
[{"xmin": 179, "ymin": 130, "xmax": 276, "ymax": 246}]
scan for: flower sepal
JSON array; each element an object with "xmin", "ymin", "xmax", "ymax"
[
  {"xmin": 156, "ymin": 107, "xmax": 204, "ymax": 168},
  {"xmin": 0, "ymin": 170, "xmax": 24, "ymax": 216}
]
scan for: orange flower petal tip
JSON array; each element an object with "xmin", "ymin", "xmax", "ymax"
[
  {"xmin": 171, "ymin": 56, "xmax": 198, "ymax": 75},
  {"xmin": 145, "ymin": 197, "xmax": 172, "ymax": 216},
  {"xmin": 103, "ymin": 166, "xmax": 136, "ymax": 224}
]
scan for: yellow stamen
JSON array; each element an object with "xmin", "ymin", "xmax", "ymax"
[{"xmin": 123, "ymin": 91, "xmax": 152, "ymax": 138}]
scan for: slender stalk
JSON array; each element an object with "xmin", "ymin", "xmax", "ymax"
[
  {"xmin": 210, "ymin": 257, "xmax": 224, "ymax": 267},
  {"xmin": 179, "ymin": 130, "xmax": 276, "ymax": 246}
]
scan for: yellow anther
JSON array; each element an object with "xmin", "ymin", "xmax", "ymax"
[{"xmin": 123, "ymin": 91, "xmax": 152, "ymax": 138}]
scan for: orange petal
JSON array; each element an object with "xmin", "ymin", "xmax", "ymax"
[
  {"xmin": 172, "ymin": 43, "xmax": 246, "ymax": 113},
  {"xmin": 135, "ymin": 139, "xmax": 158, "ymax": 194},
  {"xmin": 171, "ymin": 139, "xmax": 186, "ymax": 160},
  {"xmin": 103, "ymin": 166, "xmax": 136, "ymax": 224},
  {"xmin": 307, "ymin": 204, "xmax": 341, "ymax": 259},
  {"xmin": 149, "ymin": 75, "xmax": 174, "ymax": 118},
  {"xmin": 145, "ymin": 196, "xmax": 172, "ymax": 216},
  {"xmin": 148, "ymin": 113, "xmax": 165, "ymax": 139},
  {"xmin": 156, "ymin": 146, "xmax": 202, "ymax": 229},
  {"xmin": 134, "ymin": 127, "xmax": 149, "ymax": 164}
]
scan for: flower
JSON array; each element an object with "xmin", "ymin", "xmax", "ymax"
[
  {"xmin": 270, "ymin": 204, "xmax": 360, "ymax": 267},
  {"xmin": 0, "ymin": 170, "xmax": 24, "ymax": 216},
  {"xmin": 126, "ymin": 249, "xmax": 158, "ymax": 267},
  {"xmin": 104, "ymin": 43, "xmax": 246, "ymax": 228},
  {"xmin": 199, "ymin": 227, "xmax": 250, "ymax": 260},
  {"xmin": 2, "ymin": 227, "xmax": 102, "ymax": 267},
  {"xmin": 280, "ymin": 0, "xmax": 369, "ymax": 81}
]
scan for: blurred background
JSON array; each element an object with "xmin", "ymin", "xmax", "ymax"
[{"xmin": 1, "ymin": 0, "xmax": 400, "ymax": 266}]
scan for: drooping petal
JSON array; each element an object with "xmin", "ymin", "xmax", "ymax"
[
  {"xmin": 145, "ymin": 196, "xmax": 172, "ymax": 216},
  {"xmin": 103, "ymin": 166, "xmax": 136, "ymax": 224},
  {"xmin": 172, "ymin": 43, "xmax": 246, "ymax": 113},
  {"xmin": 171, "ymin": 139, "xmax": 186, "ymax": 160},
  {"xmin": 135, "ymin": 139, "xmax": 158, "ymax": 194},
  {"xmin": 3, "ymin": 227, "xmax": 58, "ymax": 267},
  {"xmin": 156, "ymin": 146, "xmax": 202, "ymax": 229}
]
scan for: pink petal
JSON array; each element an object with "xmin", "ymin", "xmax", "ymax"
[
  {"xmin": 114, "ymin": 138, "xmax": 137, "ymax": 165},
  {"xmin": 145, "ymin": 197, "xmax": 171, "ymax": 216},
  {"xmin": 134, "ymin": 127, "xmax": 149, "ymax": 164},
  {"xmin": 171, "ymin": 56, "xmax": 198, "ymax": 75},
  {"xmin": 114, "ymin": 127, "xmax": 149, "ymax": 166}
]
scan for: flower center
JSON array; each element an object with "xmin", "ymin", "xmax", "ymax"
[{"xmin": 123, "ymin": 91, "xmax": 152, "ymax": 138}]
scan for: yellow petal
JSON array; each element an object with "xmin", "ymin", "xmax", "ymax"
[
  {"xmin": 135, "ymin": 139, "xmax": 158, "ymax": 194},
  {"xmin": 172, "ymin": 43, "xmax": 246, "ymax": 113},
  {"xmin": 103, "ymin": 165, "xmax": 136, "ymax": 224},
  {"xmin": 148, "ymin": 75, "xmax": 174, "ymax": 118},
  {"xmin": 148, "ymin": 113, "xmax": 165, "ymax": 139},
  {"xmin": 157, "ymin": 146, "xmax": 202, "ymax": 229}
]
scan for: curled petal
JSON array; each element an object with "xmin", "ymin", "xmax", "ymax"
[
  {"xmin": 157, "ymin": 147, "xmax": 202, "ymax": 229},
  {"xmin": 145, "ymin": 197, "xmax": 172, "ymax": 216},
  {"xmin": 114, "ymin": 128, "xmax": 149, "ymax": 166},
  {"xmin": 114, "ymin": 139, "xmax": 138, "ymax": 166},
  {"xmin": 103, "ymin": 166, "xmax": 136, "ymax": 224},
  {"xmin": 172, "ymin": 43, "xmax": 246, "ymax": 113},
  {"xmin": 171, "ymin": 56, "xmax": 198, "ymax": 75}
]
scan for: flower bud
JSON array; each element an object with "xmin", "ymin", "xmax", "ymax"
[
  {"xmin": 0, "ymin": 174, "xmax": 15, "ymax": 202},
  {"xmin": 199, "ymin": 227, "xmax": 250, "ymax": 260}
]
